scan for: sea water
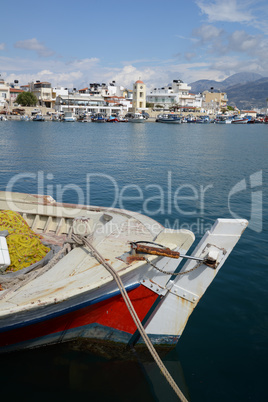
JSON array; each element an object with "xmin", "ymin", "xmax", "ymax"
[{"xmin": 0, "ymin": 120, "xmax": 267, "ymax": 401}]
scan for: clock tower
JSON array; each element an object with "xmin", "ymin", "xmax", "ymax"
[{"xmin": 132, "ymin": 79, "xmax": 146, "ymax": 111}]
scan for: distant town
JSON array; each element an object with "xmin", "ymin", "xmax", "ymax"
[{"xmin": 0, "ymin": 75, "xmax": 268, "ymax": 123}]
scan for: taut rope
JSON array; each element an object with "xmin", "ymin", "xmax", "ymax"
[{"xmin": 72, "ymin": 233, "xmax": 188, "ymax": 402}]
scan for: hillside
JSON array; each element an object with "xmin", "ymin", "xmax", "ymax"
[
  {"xmin": 189, "ymin": 73, "xmax": 267, "ymax": 109},
  {"xmin": 224, "ymin": 78, "xmax": 268, "ymax": 110}
]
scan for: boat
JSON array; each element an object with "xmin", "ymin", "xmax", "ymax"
[
  {"xmin": 106, "ymin": 115, "xmax": 119, "ymax": 123},
  {"xmin": 91, "ymin": 113, "xmax": 106, "ymax": 123},
  {"xmin": 77, "ymin": 113, "xmax": 93, "ymax": 122},
  {"xmin": 156, "ymin": 114, "xmax": 182, "ymax": 124},
  {"xmin": 244, "ymin": 116, "xmax": 255, "ymax": 124},
  {"xmin": 128, "ymin": 112, "xmax": 146, "ymax": 123},
  {"xmin": 32, "ymin": 114, "xmax": 45, "ymax": 122},
  {"xmin": 0, "ymin": 191, "xmax": 247, "ymax": 356},
  {"xmin": 214, "ymin": 115, "xmax": 233, "ymax": 124},
  {"xmin": 231, "ymin": 116, "xmax": 248, "ymax": 124},
  {"xmin": 62, "ymin": 111, "xmax": 77, "ymax": 122},
  {"xmin": 185, "ymin": 115, "xmax": 196, "ymax": 123},
  {"xmin": 195, "ymin": 116, "xmax": 210, "ymax": 123}
]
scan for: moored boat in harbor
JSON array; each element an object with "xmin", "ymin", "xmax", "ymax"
[
  {"xmin": 214, "ymin": 115, "xmax": 233, "ymax": 124},
  {"xmin": 128, "ymin": 112, "xmax": 146, "ymax": 123},
  {"xmin": 91, "ymin": 113, "xmax": 106, "ymax": 122},
  {"xmin": 62, "ymin": 111, "xmax": 77, "ymax": 122},
  {"xmin": 231, "ymin": 116, "xmax": 248, "ymax": 124},
  {"xmin": 156, "ymin": 114, "xmax": 182, "ymax": 124},
  {"xmin": 106, "ymin": 115, "xmax": 119, "ymax": 123},
  {"xmin": 32, "ymin": 114, "xmax": 45, "ymax": 121},
  {"xmin": 0, "ymin": 191, "xmax": 247, "ymax": 356}
]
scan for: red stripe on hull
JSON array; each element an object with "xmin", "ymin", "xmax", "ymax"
[{"xmin": 0, "ymin": 285, "xmax": 158, "ymax": 348}]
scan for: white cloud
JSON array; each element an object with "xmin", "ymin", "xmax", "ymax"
[
  {"xmin": 67, "ymin": 58, "xmax": 99, "ymax": 70},
  {"xmin": 196, "ymin": 0, "xmax": 254, "ymax": 23},
  {"xmin": 38, "ymin": 69, "xmax": 53, "ymax": 76},
  {"xmin": 227, "ymin": 30, "xmax": 261, "ymax": 52},
  {"xmin": 0, "ymin": 43, "xmax": 5, "ymax": 51},
  {"xmin": 100, "ymin": 65, "xmax": 158, "ymax": 88},
  {"xmin": 193, "ymin": 25, "xmax": 223, "ymax": 42},
  {"xmin": 211, "ymin": 56, "xmax": 267, "ymax": 75},
  {"xmin": 14, "ymin": 38, "xmax": 55, "ymax": 57}
]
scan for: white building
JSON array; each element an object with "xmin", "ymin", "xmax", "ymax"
[
  {"xmin": 147, "ymin": 79, "xmax": 193, "ymax": 109},
  {"xmin": 0, "ymin": 77, "xmax": 10, "ymax": 109},
  {"xmin": 52, "ymin": 87, "xmax": 68, "ymax": 97},
  {"xmin": 29, "ymin": 81, "xmax": 54, "ymax": 108},
  {"xmin": 54, "ymin": 92, "xmax": 124, "ymax": 116}
]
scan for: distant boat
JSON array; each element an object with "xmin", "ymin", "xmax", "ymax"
[
  {"xmin": 185, "ymin": 115, "xmax": 196, "ymax": 123},
  {"xmin": 91, "ymin": 113, "xmax": 106, "ymax": 123},
  {"xmin": 231, "ymin": 116, "xmax": 248, "ymax": 124},
  {"xmin": 156, "ymin": 114, "xmax": 182, "ymax": 124},
  {"xmin": 195, "ymin": 116, "xmax": 210, "ymax": 123},
  {"xmin": 32, "ymin": 114, "xmax": 45, "ymax": 121},
  {"xmin": 51, "ymin": 114, "xmax": 60, "ymax": 121},
  {"xmin": 62, "ymin": 111, "xmax": 77, "ymax": 122},
  {"xmin": 128, "ymin": 113, "xmax": 146, "ymax": 123},
  {"xmin": 78, "ymin": 113, "xmax": 93, "ymax": 122},
  {"xmin": 0, "ymin": 191, "xmax": 247, "ymax": 355},
  {"xmin": 106, "ymin": 115, "xmax": 119, "ymax": 123},
  {"xmin": 215, "ymin": 115, "xmax": 233, "ymax": 124},
  {"xmin": 244, "ymin": 116, "xmax": 255, "ymax": 124}
]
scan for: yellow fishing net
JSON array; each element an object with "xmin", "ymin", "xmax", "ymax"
[{"xmin": 0, "ymin": 210, "xmax": 50, "ymax": 272}]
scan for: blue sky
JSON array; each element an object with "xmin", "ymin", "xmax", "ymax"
[{"xmin": 1, "ymin": 0, "xmax": 268, "ymax": 90}]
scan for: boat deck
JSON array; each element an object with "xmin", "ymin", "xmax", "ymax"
[{"xmin": 0, "ymin": 191, "xmax": 194, "ymax": 318}]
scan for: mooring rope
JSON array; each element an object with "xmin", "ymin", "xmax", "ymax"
[{"xmin": 72, "ymin": 233, "xmax": 188, "ymax": 402}]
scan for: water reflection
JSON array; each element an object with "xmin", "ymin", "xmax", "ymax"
[{"xmin": 0, "ymin": 344, "xmax": 189, "ymax": 402}]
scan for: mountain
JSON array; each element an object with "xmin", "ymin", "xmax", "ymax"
[
  {"xmin": 220, "ymin": 72, "xmax": 263, "ymax": 88},
  {"xmin": 189, "ymin": 72, "xmax": 263, "ymax": 93},
  {"xmin": 225, "ymin": 77, "xmax": 268, "ymax": 110},
  {"xmin": 189, "ymin": 72, "xmax": 267, "ymax": 109}
]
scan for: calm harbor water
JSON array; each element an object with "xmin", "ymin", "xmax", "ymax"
[{"xmin": 0, "ymin": 120, "xmax": 267, "ymax": 401}]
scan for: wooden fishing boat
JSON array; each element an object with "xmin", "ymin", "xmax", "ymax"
[
  {"xmin": 231, "ymin": 116, "xmax": 248, "ymax": 124},
  {"xmin": 156, "ymin": 114, "xmax": 182, "ymax": 124},
  {"xmin": 0, "ymin": 191, "xmax": 247, "ymax": 356}
]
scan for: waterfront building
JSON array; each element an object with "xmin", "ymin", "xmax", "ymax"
[
  {"xmin": 146, "ymin": 80, "xmax": 192, "ymax": 110},
  {"xmin": 9, "ymin": 88, "xmax": 24, "ymax": 105},
  {"xmin": 54, "ymin": 91, "xmax": 124, "ymax": 116},
  {"xmin": 29, "ymin": 81, "xmax": 54, "ymax": 109},
  {"xmin": 241, "ymin": 110, "xmax": 257, "ymax": 118},
  {"xmin": 132, "ymin": 80, "xmax": 146, "ymax": 111},
  {"xmin": 103, "ymin": 95, "xmax": 131, "ymax": 113},
  {"xmin": 202, "ymin": 90, "xmax": 228, "ymax": 113},
  {"xmin": 52, "ymin": 87, "xmax": 68, "ymax": 98},
  {"xmin": 0, "ymin": 77, "xmax": 10, "ymax": 108}
]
